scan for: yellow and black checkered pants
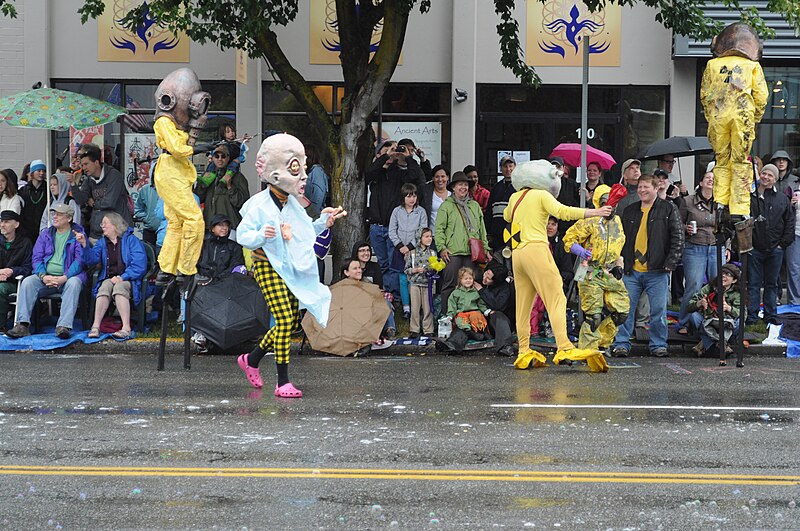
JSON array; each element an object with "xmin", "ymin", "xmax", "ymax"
[{"xmin": 253, "ymin": 260, "xmax": 299, "ymax": 365}]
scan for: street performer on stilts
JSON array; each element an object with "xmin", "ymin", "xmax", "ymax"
[
  {"xmin": 700, "ymin": 23, "xmax": 768, "ymax": 246},
  {"xmin": 152, "ymin": 68, "xmax": 211, "ymax": 286},
  {"xmin": 506, "ymin": 160, "xmax": 612, "ymax": 372},
  {"xmin": 236, "ymin": 133, "xmax": 345, "ymax": 398},
  {"xmin": 563, "ymin": 184, "xmax": 629, "ymax": 359}
]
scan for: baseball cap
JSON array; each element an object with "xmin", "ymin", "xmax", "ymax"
[
  {"xmin": 654, "ymin": 168, "xmax": 670, "ymax": 179},
  {"xmin": 50, "ymin": 202, "xmax": 75, "ymax": 216},
  {"xmin": 549, "ymin": 156, "xmax": 565, "ymax": 167},
  {"xmin": 621, "ymin": 158, "xmax": 641, "ymax": 174},
  {"xmin": 30, "ymin": 160, "xmax": 46, "ymax": 173},
  {"xmin": 0, "ymin": 210, "xmax": 21, "ymax": 222},
  {"xmin": 500, "ymin": 155, "xmax": 516, "ymax": 166}
]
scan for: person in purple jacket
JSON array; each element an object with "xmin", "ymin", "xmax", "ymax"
[{"xmin": 6, "ymin": 202, "xmax": 87, "ymax": 339}]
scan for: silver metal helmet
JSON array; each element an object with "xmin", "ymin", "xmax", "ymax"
[{"xmin": 154, "ymin": 67, "xmax": 211, "ymax": 145}]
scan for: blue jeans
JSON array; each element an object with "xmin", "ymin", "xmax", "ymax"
[
  {"xmin": 369, "ymin": 224, "xmax": 399, "ymax": 298},
  {"xmin": 679, "ymin": 243, "xmax": 719, "ymax": 326},
  {"xmin": 613, "ymin": 270, "xmax": 669, "ymax": 352},
  {"xmin": 785, "ymin": 241, "xmax": 800, "ymax": 305},
  {"xmin": 16, "ymin": 274, "xmax": 83, "ymax": 329},
  {"xmin": 384, "ymin": 300, "xmax": 396, "ymax": 332},
  {"xmin": 748, "ymin": 247, "xmax": 784, "ymax": 323},
  {"xmin": 688, "ymin": 311, "xmax": 739, "ymax": 350}
]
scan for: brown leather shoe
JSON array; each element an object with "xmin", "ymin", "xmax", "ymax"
[{"xmin": 5, "ymin": 323, "xmax": 30, "ymax": 338}]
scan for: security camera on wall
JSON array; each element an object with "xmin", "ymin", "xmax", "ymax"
[{"xmin": 454, "ymin": 88, "xmax": 468, "ymax": 103}]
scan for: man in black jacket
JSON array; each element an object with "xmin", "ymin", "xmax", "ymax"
[
  {"xmin": 0, "ymin": 210, "xmax": 33, "ymax": 332},
  {"xmin": 365, "ymin": 141, "xmax": 426, "ymax": 299},
  {"xmin": 485, "ymin": 155, "xmax": 516, "ymax": 252},
  {"xmin": 748, "ymin": 164, "xmax": 795, "ymax": 325},
  {"xmin": 476, "ymin": 259, "xmax": 516, "ymax": 357},
  {"xmin": 611, "ymin": 174, "xmax": 684, "ymax": 357}
]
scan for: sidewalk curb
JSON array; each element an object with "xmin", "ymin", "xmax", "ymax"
[{"xmin": 55, "ymin": 338, "xmax": 792, "ymax": 359}]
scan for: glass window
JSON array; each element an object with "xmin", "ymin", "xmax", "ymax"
[
  {"xmin": 380, "ymin": 85, "xmax": 449, "ymax": 114},
  {"xmin": 125, "ymin": 84, "xmax": 157, "ymax": 110},
  {"xmin": 620, "ymin": 87, "xmax": 667, "ymax": 161}
]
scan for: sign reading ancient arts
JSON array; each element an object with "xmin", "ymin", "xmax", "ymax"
[
  {"xmin": 526, "ymin": 0, "xmax": 621, "ymax": 67},
  {"xmin": 98, "ymin": 0, "xmax": 189, "ymax": 62},
  {"xmin": 309, "ymin": 0, "xmax": 400, "ymax": 65}
]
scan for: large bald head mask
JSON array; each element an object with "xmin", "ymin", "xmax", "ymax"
[{"xmin": 254, "ymin": 133, "xmax": 308, "ymax": 198}]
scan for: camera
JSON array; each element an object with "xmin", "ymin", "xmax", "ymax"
[{"xmin": 396, "ymin": 145, "xmax": 407, "ymax": 154}]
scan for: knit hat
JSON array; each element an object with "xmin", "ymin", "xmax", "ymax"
[
  {"xmin": 761, "ymin": 163, "xmax": 779, "ymax": 180},
  {"xmin": 30, "ymin": 160, "xmax": 46, "ymax": 173}
]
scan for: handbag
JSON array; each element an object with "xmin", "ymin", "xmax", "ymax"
[
  {"xmin": 455, "ymin": 204, "xmax": 490, "ymax": 264},
  {"xmin": 468, "ymin": 237, "xmax": 490, "ymax": 264}
]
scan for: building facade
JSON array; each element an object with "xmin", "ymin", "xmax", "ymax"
[{"xmin": 1, "ymin": 1, "xmax": 795, "ymax": 199}]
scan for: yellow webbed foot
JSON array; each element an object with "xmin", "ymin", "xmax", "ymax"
[{"xmin": 514, "ymin": 349, "xmax": 549, "ymax": 370}]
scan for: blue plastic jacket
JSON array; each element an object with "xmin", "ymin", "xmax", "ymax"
[{"xmin": 82, "ymin": 227, "xmax": 147, "ymax": 306}]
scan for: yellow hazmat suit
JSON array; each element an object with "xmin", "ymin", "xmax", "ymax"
[
  {"xmin": 700, "ymin": 55, "xmax": 767, "ymax": 216},
  {"xmin": 503, "ymin": 160, "xmax": 606, "ymax": 372},
  {"xmin": 563, "ymin": 184, "xmax": 629, "ymax": 352},
  {"xmin": 153, "ymin": 116, "xmax": 204, "ymax": 276}
]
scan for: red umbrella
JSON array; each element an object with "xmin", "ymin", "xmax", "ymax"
[{"xmin": 548, "ymin": 143, "xmax": 616, "ymax": 170}]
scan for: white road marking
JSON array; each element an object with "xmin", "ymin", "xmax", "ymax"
[{"xmin": 490, "ymin": 404, "xmax": 800, "ymax": 412}]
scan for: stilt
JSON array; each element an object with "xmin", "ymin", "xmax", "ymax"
[
  {"xmin": 736, "ymin": 250, "xmax": 748, "ymax": 368},
  {"xmin": 181, "ymin": 275, "xmax": 198, "ymax": 370},
  {"xmin": 157, "ymin": 279, "xmax": 176, "ymax": 371}
]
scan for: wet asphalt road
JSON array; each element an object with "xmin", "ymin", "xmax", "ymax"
[{"xmin": 0, "ymin": 349, "xmax": 799, "ymax": 529}]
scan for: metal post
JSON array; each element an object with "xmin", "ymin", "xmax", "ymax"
[
  {"xmin": 716, "ymin": 232, "xmax": 727, "ymax": 365},
  {"xmin": 579, "ymin": 36, "xmax": 589, "ymax": 209},
  {"xmin": 737, "ymin": 251, "xmax": 748, "ymax": 368}
]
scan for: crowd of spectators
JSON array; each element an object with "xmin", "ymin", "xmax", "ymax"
[{"xmin": 1, "ymin": 135, "xmax": 797, "ymax": 360}]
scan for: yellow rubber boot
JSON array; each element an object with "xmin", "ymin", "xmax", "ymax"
[
  {"xmin": 586, "ymin": 353, "xmax": 610, "ymax": 373},
  {"xmin": 514, "ymin": 349, "xmax": 548, "ymax": 370}
]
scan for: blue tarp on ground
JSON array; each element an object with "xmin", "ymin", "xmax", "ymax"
[{"xmin": 0, "ymin": 322, "xmax": 135, "ymax": 351}]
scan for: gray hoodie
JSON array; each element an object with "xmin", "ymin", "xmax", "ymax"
[
  {"xmin": 388, "ymin": 204, "xmax": 428, "ymax": 250},
  {"xmin": 771, "ymin": 150, "xmax": 799, "ymax": 194}
]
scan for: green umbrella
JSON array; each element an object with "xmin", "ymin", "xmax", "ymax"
[
  {"xmin": 0, "ymin": 87, "xmax": 129, "ymax": 227},
  {"xmin": 0, "ymin": 87, "xmax": 128, "ymax": 130}
]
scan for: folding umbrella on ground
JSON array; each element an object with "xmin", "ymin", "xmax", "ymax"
[
  {"xmin": 548, "ymin": 143, "xmax": 616, "ymax": 170},
  {"xmin": 637, "ymin": 136, "xmax": 713, "ymax": 160},
  {"xmin": 302, "ymin": 278, "xmax": 391, "ymax": 356},
  {"xmin": 191, "ymin": 274, "xmax": 270, "ymax": 352}
]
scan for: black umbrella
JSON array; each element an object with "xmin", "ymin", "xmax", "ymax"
[
  {"xmin": 638, "ymin": 136, "xmax": 713, "ymax": 160},
  {"xmin": 191, "ymin": 274, "xmax": 270, "ymax": 351}
]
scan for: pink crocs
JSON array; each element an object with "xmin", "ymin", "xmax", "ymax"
[
  {"xmin": 237, "ymin": 354, "xmax": 263, "ymax": 389},
  {"xmin": 274, "ymin": 382, "xmax": 303, "ymax": 398}
]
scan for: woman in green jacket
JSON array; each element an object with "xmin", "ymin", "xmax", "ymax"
[{"xmin": 434, "ymin": 171, "xmax": 490, "ymax": 314}]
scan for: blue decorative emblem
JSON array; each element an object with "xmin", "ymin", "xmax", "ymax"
[
  {"xmin": 110, "ymin": 1, "xmax": 180, "ymax": 55},
  {"xmin": 538, "ymin": 3, "xmax": 610, "ymax": 58}
]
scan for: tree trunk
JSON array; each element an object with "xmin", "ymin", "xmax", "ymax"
[{"xmin": 330, "ymin": 121, "xmax": 371, "ymax": 278}]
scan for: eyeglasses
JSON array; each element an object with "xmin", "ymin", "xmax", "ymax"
[
  {"xmin": 660, "ymin": 159, "xmax": 675, "ymax": 165},
  {"xmin": 213, "ymin": 153, "xmax": 229, "ymax": 159}
]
